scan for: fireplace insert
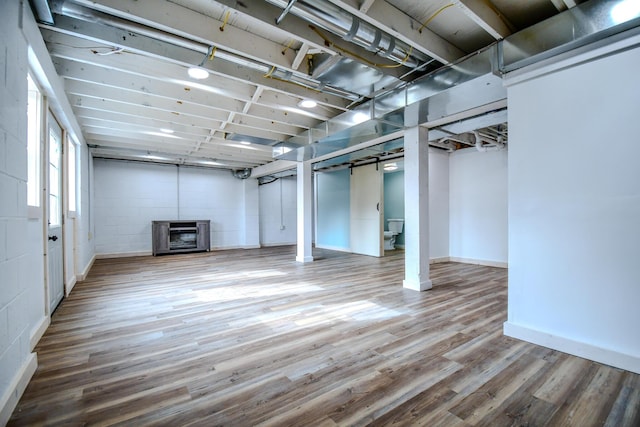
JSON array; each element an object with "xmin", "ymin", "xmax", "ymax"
[{"xmin": 152, "ymin": 220, "xmax": 210, "ymax": 255}]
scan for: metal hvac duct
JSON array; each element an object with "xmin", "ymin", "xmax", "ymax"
[
  {"xmin": 49, "ymin": 0, "xmax": 360, "ymax": 101},
  {"xmin": 276, "ymin": 0, "xmax": 640, "ymax": 162},
  {"xmin": 265, "ymin": 0, "xmax": 433, "ymax": 69}
]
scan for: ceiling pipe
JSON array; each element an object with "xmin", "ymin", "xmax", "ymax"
[
  {"xmin": 50, "ymin": 0, "xmax": 360, "ymax": 101},
  {"xmin": 276, "ymin": 0, "xmax": 640, "ymax": 164},
  {"xmin": 265, "ymin": 0, "xmax": 432, "ymax": 69},
  {"xmin": 473, "ymin": 131, "xmax": 505, "ymax": 152}
]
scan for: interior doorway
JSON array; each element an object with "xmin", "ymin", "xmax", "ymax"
[
  {"xmin": 46, "ymin": 110, "xmax": 64, "ymax": 314},
  {"xmin": 350, "ymin": 163, "xmax": 383, "ymax": 257}
]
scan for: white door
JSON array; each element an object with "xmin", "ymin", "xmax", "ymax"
[
  {"xmin": 47, "ymin": 111, "xmax": 64, "ymax": 314},
  {"xmin": 350, "ymin": 163, "xmax": 383, "ymax": 257}
]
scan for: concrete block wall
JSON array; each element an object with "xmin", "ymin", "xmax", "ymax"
[
  {"xmin": 0, "ymin": 1, "xmax": 39, "ymax": 423},
  {"xmin": 93, "ymin": 159, "xmax": 268, "ymax": 255},
  {"xmin": 259, "ymin": 176, "xmax": 297, "ymax": 246},
  {"xmin": 94, "ymin": 160, "xmax": 178, "ymax": 255}
]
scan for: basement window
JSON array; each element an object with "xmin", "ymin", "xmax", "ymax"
[
  {"xmin": 67, "ymin": 135, "xmax": 78, "ymax": 216},
  {"xmin": 27, "ymin": 73, "xmax": 42, "ymax": 217}
]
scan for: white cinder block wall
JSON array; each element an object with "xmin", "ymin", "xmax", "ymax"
[
  {"xmin": 449, "ymin": 148, "xmax": 508, "ymax": 267},
  {"xmin": 259, "ymin": 176, "xmax": 297, "ymax": 246},
  {"xmin": 0, "ymin": 2, "xmax": 38, "ymax": 423},
  {"xmin": 93, "ymin": 160, "xmax": 273, "ymax": 255}
]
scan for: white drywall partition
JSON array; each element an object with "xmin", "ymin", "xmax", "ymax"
[
  {"xmin": 449, "ymin": 148, "xmax": 508, "ymax": 267},
  {"xmin": 505, "ymin": 36, "xmax": 640, "ymax": 374}
]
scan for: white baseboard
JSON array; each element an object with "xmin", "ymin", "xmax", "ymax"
[
  {"xmin": 0, "ymin": 353, "xmax": 37, "ymax": 426},
  {"xmin": 77, "ymin": 253, "xmax": 96, "ymax": 281},
  {"xmin": 210, "ymin": 245, "xmax": 261, "ymax": 250},
  {"xmin": 65, "ymin": 275, "xmax": 77, "ymax": 296},
  {"xmin": 430, "ymin": 256, "xmax": 450, "ymax": 264},
  {"xmin": 259, "ymin": 242, "xmax": 297, "ymax": 247},
  {"xmin": 504, "ymin": 322, "xmax": 640, "ymax": 375},
  {"xmin": 29, "ymin": 316, "xmax": 50, "ymax": 351},
  {"xmin": 449, "ymin": 256, "xmax": 508, "ymax": 268},
  {"xmin": 96, "ymin": 251, "xmax": 152, "ymax": 259},
  {"xmin": 315, "ymin": 244, "xmax": 351, "ymax": 253}
]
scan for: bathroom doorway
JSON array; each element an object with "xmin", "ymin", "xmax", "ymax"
[{"xmin": 383, "ymin": 160, "xmax": 405, "ymax": 253}]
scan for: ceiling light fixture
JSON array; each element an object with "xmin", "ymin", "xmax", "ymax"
[
  {"xmin": 352, "ymin": 112, "xmax": 370, "ymax": 124},
  {"xmin": 611, "ymin": 0, "xmax": 640, "ymax": 24},
  {"xmin": 239, "ymin": 141, "xmax": 251, "ymax": 145},
  {"xmin": 298, "ymin": 99, "xmax": 317, "ymax": 108},
  {"xmin": 187, "ymin": 66, "xmax": 210, "ymax": 80},
  {"xmin": 160, "ymin": 128, "xmax": 174, "ymax": 134},
  {"xmin": 188, "ymin": 45, "xmax": 216, "ymax": 80},
  {"xmin": 383, "ymin": 162, "xmax": 398, "ymax": 171}
]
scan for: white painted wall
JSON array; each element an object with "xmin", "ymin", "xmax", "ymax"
[
  {"xmin": 75, "ymin": 144, "xmax": 95, "ymax": 280},
  {"xmin": 316, "ymin": 169, "xmax": 350, "ymax": 251},
  {"xmin": 259, "ymin": 176, "xmax": 297, "ymax": 246},
  {"xmin": 428, "ymin": 149, "xmax": 450, "ymax": 260},
  {"xmin": 0, "ymin": 2, "xmax": 38, "ymax": 422},
  {"xmin": 504, "ymin": 36, "xmax": 640, "ymax": 374},
  {"xmin": 93, "ymin": 160, "xmax": 261, "ymax": 255},
  {"xmin": 314, "ymin": 148, "xmax": 449, "ymax": 259},
  {"xmin": 449, "ymin": 148, "xmax": 507, "ymax": 266}
]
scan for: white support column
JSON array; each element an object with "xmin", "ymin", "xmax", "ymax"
[
  {"xmin": 403, "ymin": 105, "xmax": 432, "ymax": 291},
  {"xmin": 296, "ymin": 161, "xmax": 314, "ymax": 263}
]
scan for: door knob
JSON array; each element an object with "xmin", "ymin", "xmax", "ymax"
[{"xmin": 48, "ymin": 235, "xmax": 58, "ymax": 241}]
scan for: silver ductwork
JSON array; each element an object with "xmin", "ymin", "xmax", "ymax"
[
  {"xmin": 265, "ymin": 0, "xmax": 433, "ymax": 69},
  {"xmin": 49, "ymin": 0, "xmax": 360, "ymax": 101},
  {"xmin": 232, "ymin": 168, "xmax": 252, "ymax": 179},
  {"xmin": 277, "ymin": 0, "xmax": 640, "ymax": 162}
]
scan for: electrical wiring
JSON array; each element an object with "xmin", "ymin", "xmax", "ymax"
[{"xmin": 418, "ymin": 4, "xmax": 455, "ymax": 33}]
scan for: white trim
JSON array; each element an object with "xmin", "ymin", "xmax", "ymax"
[
  {"xmin": 0, "ymin": 353, "xmax": 38, "ymax": 426},
  {"xmin": 430, "ymin": 256, "xmax": 450, "ymax": 264},
  {"xmin": 449, "ymin": 256, "xmax": 508, "ymax": 268},
  {"xmin": 27, "ymin": 205, "xmax": 41, "ymax": 219},
  {"xmin": 315, "ymin": 244, "xmax": 351, "ymax": 253},
  {"xmin": 210, "ymin": 245, "xmax": 261, "ymax": 250},
  {"xmin": 259, "ymin": 242, "xmax": 297, "ymax": 247},
  {"xmin": 77, "ymin": 253, "xmax": 95, "ymax": 281},
  {"xmin": 30, "ymin": 316, "xmax": 50, "ymax": 350},
  {"xmin": 96, "ymin": 251, "xmax": 152, "ymax": 259},
  {"xmin": 504, "ymin": 322, "xmax": 640, "ymax": 375},
  {"xmin": 65, "ymin": 275, "xmax": 77, "ymax": 296}
]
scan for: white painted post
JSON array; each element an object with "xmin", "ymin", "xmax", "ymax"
[
  {"xmin": 403, "ymin": 104, "xmax": 432, "ymax": 291},
  {"xmin": 296, "ymin": 161, "xmax": 314, "ymax": 263}
]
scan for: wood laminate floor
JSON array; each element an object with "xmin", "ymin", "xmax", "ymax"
[{"xmin": 9, "ymin": 246, "xmax": 640, "ymax": 426}]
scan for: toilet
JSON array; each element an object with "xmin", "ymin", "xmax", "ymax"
[{"xmin": 383, "ymin": 218, "xmax": 404, "ymax": 250}]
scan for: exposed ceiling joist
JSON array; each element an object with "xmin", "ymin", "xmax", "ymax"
[
  {"xmin": 323, "ymin": 0, "xmax": 465, "ymax": 63},
  {"xmin": 44, "ymin": 14, "xmax": 353, "ymax": 108},
  {"xmin": 59, "ymin": 0, "xmax": 301, "ymax": 73},
  {"xmin": 456, "ymin": 0, "xmax": 514, "ymax": 39}
]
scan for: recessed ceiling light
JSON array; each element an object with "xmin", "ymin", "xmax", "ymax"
[
  {"xmin": 611, "ymin": 0, "xmax": 640, "ymax": 24},
  {"xmin": 352, "ymin": 112, "xmax": 369, "ymax": 124},
  {"xmin": 298, "ymin": 99, "xmax": 317, "ymax": 108},
  {"xmin": 160, "ymin": 128, "xmax": 174, "ymax": 134},
  {"xmin": 188, "ymin": 67, "xmax": 210, "ymax": 80}
]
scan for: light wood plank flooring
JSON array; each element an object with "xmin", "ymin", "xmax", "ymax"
[{"xmin": 9, "ymin": 246, "xmax": 640, "ymax": 426}]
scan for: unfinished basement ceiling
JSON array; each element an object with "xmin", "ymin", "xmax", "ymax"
[{"xmin": 32, "ymin": 0, "xmax": 589, "ymax": 170}]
